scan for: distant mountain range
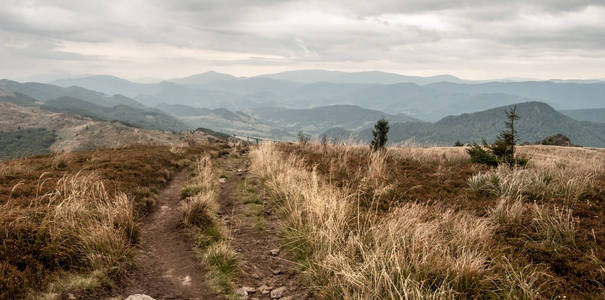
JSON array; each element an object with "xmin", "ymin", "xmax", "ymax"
[
  {"xmin": 0, "ymin": 82, "xmax": 186, "ymax": 132},
  {"xmin": 47, "ymin": 71, "xmax": 605, "ymax": 121},
  {"xmin": 0, "ymin": 79, "xmax": 145, "ymax": 108},
  {"xmin": 249, "ymin": 105, "xmax": 418, "ymax": 135},
  {"xmin": 42, "ymin": 97, "xmax": 187, "ymax": 131},
  {"xmin": 3, "ymin": 71, "xmax": 605, "ymax": 147},
  {"xmin": 256, "ymin": 70, "xmax": 468, "ymax": 85},
  {"xmin": 323, "ymin": 102, "xmax": 605, "ymax": 148}
]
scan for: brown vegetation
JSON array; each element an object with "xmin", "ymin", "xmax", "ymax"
[
  {"xmin": 0, "ymin": 144, "xmax": 220, "ymax": 299},
  {"xmin": 252, "ymin": 142, "xmax": 605, "ymax": 298}
]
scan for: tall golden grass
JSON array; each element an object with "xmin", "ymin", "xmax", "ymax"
[
  {"xmin": 0, "ymin": 172, "xmax": 138, "ymax": 299},
  {"xmin": 42, "ymin": 172, "xmax": 136, "ymax": 275},
  {"xmin": 467, "ymin": 146, "xmax": 602, "ymax": 211},
  {"xmin": 251, "ymin": 143, "xmax": 550, "ymax": 298}
]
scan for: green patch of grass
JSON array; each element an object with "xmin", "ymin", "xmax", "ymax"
[
  {"xmin": 180, "ymin": 185, "xmax": 206, "ymax": 199},
  {"xmin": 196, "ymin": 223, "xmax": 224, "ymax": 251},
  {"xmin": 203, "ymin": 242, "xmax": 239, "ymax": 294},
  {"xmin": 239, "ymin": 180, "xmax": 267, "ymax": 231}
]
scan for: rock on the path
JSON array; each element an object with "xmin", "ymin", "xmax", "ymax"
[
  {"xmin": 126, "ymin": 295, "xmax": 155, "ymax": 300},
  {"xmin": 258, "ymin": 284, "xmax": 272, "ymax": 295},
  {"xmin": 235, "ymin": 287, "xmax": 248, "ymax": 297},
  {"xmin": 271, "ymin": 286, "xmax": 287, "ymax": 299},
  {"xmin": 236, "ymin": 286, "xmax": 256, "ymax": 297},
  {"xmin": 219, "ymin": 177, "xmax": 227, "ymax": 184},
  {"xmin": 269, "ymin": 248, "xmax": 280, "ymax": 256}
]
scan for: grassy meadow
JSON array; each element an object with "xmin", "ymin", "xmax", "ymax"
[{"xmin": 251, "ymin": 142, "xmax": 605, "ymax": 299}]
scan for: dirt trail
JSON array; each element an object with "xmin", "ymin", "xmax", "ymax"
[
  {"xmin": 218, "ymin": 154, "xmax": 311, "ymax": 299},
  {"xmin": 121, "ymin": 169, "xmax": 221, "ymax": 300}
]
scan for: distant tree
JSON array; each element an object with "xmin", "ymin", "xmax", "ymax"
[
  {"xmin": 320, "ymin": 134, "xmax": 328, "ymax": 152},
  {"xmin": 370, "ymin": 118, "xmax": 389, "ymax": 152},
  {"xmin": 297, "ymin": 130, "xmax": 310, "ymax": 145},
  {"xmin": 454, "ymin": 140, "xmax": 463, "ymax": 147}
]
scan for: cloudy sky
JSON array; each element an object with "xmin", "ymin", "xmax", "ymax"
[{"xmin": 1, "ymin": 0, "xmax": 605, "ymax": 81}]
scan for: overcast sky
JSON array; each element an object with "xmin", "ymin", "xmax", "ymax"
[{"xmin": 1, "ymin": 0, "xmax": 605, "ymax": 81}]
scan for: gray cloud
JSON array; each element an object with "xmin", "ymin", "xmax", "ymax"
[{"xmin": 1, "ymin": 0, "xmax": 605, "ymax": 80}]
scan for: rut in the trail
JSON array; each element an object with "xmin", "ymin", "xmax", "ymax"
[
  {"xmin": 217, "ymin": 154, "xmax": 311, "ymax": 299},
  {"xmin": 122, "ymin": 169, "xmax": 221, "ymax": 300}
]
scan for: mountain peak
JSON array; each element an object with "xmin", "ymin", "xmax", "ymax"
[{"xmin": 171, "ymin": 71, "xmax": 238, "ymax": 85}]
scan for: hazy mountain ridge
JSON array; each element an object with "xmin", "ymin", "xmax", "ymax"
[
  {"xmin": 48, "ymin": 71, "xmax": 605, "ymax": 121},
  {"xmin": 257, "ymin": 70, "xmax": 467, "ymax": 85},
  {"xmin": 0, "ymin": 81, "xmax": 186, "ymax": 131},
  {"xmin": 0, "ymin": 79, "xmax": 145, "ymax": 108},
  {"xmin": 324, "ymin": 102, "xmax": 605, "ymax": 148},
  {"xmin": 562, "ymin": 108, "xmax": 605, "ymax": 123},
  {"xmin": 42, "ymin": 97, "xmax": 187, "ymax": 131},
  {"xmin": 250, "ymin": 104, "xmax": 419, "ymax": 134}
]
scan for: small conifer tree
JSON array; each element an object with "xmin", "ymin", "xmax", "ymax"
[
  {"xmin": 370, "ymin": 118, "xmax": 389, "ymax": 152},
  {"xmin": 467, "ymin": 106, "xmax": 526, "ymax": 167}
]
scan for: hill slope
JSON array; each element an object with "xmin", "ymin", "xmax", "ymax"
[
  {"xmin": 251, "ymin": 104, "xmax": 418, "ymax": 134},
  {"xmin": 561, "ymin": 108, "xmax": 605, "ymax": 123},
  {"xmin": 0, "ymin": 89, "xmax": 38, "ymax": 107},
  {"xmin": 0, "ymin": 79, "xmax": 145, "ymax": 108},
  {"xmin": 42, "ymin": 97, "xmax": 187, "ymax": 131},
  {"xmin": 0, "ymin": 102, "xmax": 183, "ymax": 158},
  {"xmin": 156, "ymin": 103, "xmax": 288, "ymax": 139},
  {"xmin": 324, "ymin": 102, "xmax": 605, "ymax": 147}
]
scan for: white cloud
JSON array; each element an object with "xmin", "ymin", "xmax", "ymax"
[{"xmin": 0, "ymin": 0, "xmax": 604, "ymax": 80}]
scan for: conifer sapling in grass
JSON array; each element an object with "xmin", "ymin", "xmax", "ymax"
[
  {"xmin": 467, "ymin": 105, "xmax": 527, "ymax": 167},
  {"xmin": 370, "ymin": 118, "xmax": 389, "ymax": 152}
]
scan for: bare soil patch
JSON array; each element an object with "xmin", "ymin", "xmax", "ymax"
[{"xmin": 121, "ymin": 169, "xmax": 221, "ymax": 300}]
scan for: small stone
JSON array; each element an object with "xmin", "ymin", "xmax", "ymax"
[
  {"xmin": 219, "ymin": 178, "xmax": 227, "ymax": 184},
  {"xmin": 67, "ymin": 294, "xmax": 76, "ymax": 300},
  {"xmin": 269, "ymin": 248, "xmax": 280, "ymax": 256},
  {"xmin": 251, "ymin": 273, "xmax": 260, "ymax": 279},
  {"xmin": 271, "ymin": 286, "xmax": 287, "ymax": 299},
  {"xmin": 235, "ymin": 287, "xmax": 248, "ymax": 297},
  {"xmin": 243, "ymin": 286, "xmax": 256, "ymax": 294},
  {"xmin": 272, "ymin": 269, "xmax": 282, "ymax": 275},
  {"xmin": 258, "ymin": 285, "xmax": 271, "ymax": 295},
  {"xmin": 126, "ymin": 295, "xmax": 156, "ymax": 300}
]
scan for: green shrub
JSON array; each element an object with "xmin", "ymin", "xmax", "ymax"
[{"xmin": 467, "ymin": 143, "xmax": 499, "ymax": 167}]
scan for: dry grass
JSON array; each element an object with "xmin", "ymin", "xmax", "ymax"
[
  {"xmin": 253, "ymin": 141, "xmax": 605, "ymax": 298},
  {"xmin": 1, "ymin": 172, "xmax": 136, "ymax": 299},
  {"xmin": 0, "ymin": 145, "xmax": 213, "ymax": 298},
  {"xmin": 251, "ymin": 143, "xmax": 550, "ymax": 298},
  {"xmin": 468, "ymin": 163, "xmax": 597, "ymax": 203}
]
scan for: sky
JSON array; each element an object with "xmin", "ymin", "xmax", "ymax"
[{"xmin": 1, "ymin": 0, "xmax": 605, "ymax": 82}]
